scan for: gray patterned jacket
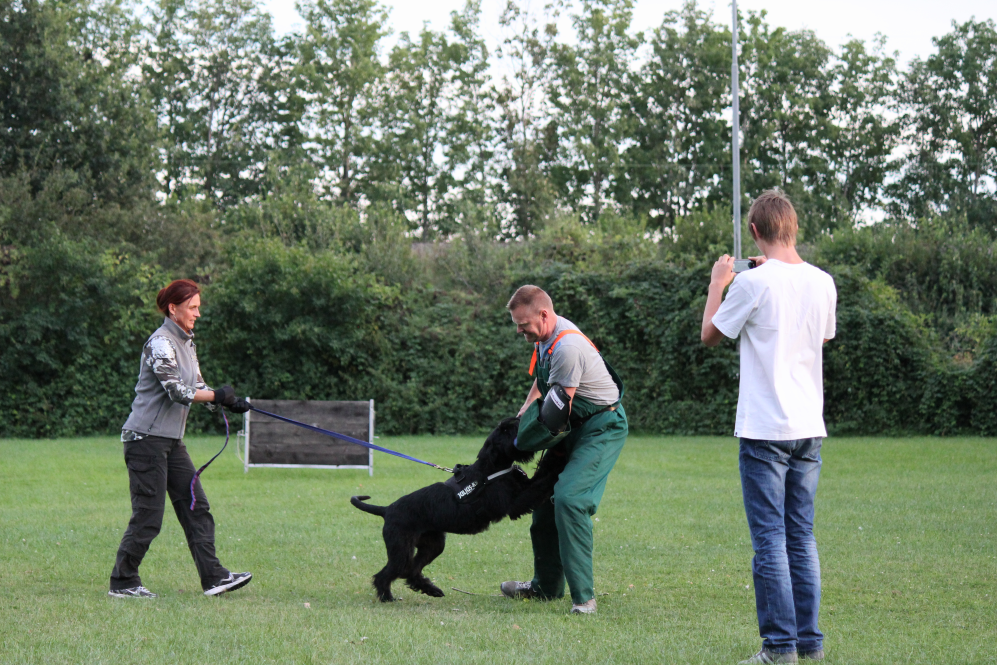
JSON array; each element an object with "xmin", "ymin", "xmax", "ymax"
[{"xmin": 121, "ymin": 317, "xmax": 215, "ymax": 441}]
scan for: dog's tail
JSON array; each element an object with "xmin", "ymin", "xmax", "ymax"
[{"xmin": 350, "ymin": 495, "xmax": 387, "ymax": 518}]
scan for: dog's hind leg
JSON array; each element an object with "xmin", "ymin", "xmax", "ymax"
[
  {"xmin": 406, "ymin": 531, "xmax": 446, "ymax": 598},
  {"xmin": 372, "ymin": 526, "xmax": 417, "ymax": 602},
  {"xmin": 372, "ymin": 564, "xmax": 396, "ymax": 602}
]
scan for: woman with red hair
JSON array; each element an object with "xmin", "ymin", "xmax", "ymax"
[{"xmin": 109, "ymin": 279, "xmax": 252, "ymax": 599}]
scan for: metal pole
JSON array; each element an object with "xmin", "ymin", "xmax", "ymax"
[
  {"xmin": 731, "ymin": 0, "xmax": 741, "ymax": 259},
  {"xmin": 368, "ymin": 399, "xmax": 375, "ymax": 477},
  {"xmin": 243, "ymin": 397, "xmax": 251, "ymax": 473}
]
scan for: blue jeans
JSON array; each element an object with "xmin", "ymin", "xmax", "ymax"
[{"xmin": 739, "ymin": 437, "xmax": 824, "ymax": 654}]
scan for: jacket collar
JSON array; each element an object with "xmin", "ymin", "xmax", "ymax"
[{"xmin": 163, "ymin": 316, "xmax": 194, "ymax": 342}]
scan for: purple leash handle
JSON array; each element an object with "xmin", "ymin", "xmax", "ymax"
[{"xmin": 190, "ymin": 410, "xmax": 230, "ymax": 511}]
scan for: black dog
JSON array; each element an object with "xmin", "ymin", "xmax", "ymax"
[{"xmin": 351, "ymin": 416, "xmax": 566, "ymax": 602}]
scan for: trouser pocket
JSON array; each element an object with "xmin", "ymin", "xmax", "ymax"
[{"xmin": 126, "ymin": 456, "xmax": 160, "ymax": 497}]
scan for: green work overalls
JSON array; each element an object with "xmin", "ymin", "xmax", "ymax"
[{"xmin": 516, "ymin": 333, "xmax": 629, "ymax": 604}]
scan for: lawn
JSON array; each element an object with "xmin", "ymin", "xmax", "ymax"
[{"xmin": 0, "ymin": 434, "xmax": 994, "ymax": 664}]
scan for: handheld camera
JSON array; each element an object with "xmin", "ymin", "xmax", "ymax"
[{"xmin": 733, "ymin": 258, "xmax": 756, "ymax": 273}]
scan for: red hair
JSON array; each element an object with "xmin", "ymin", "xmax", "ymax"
[{"xmin": 156, "ymin": 279, "xmax": 201, "ymax": 315}]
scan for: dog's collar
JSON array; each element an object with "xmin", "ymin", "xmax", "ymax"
[{"xmin": 485, "ymin": 465, "xmax": 518, "ymax": 482}]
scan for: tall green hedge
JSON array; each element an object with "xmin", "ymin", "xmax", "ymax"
[
  {"xmin": 0, "ymin": 238, "xmax": 166, "ymax": 436},
  {"xmin": 2, "ymin": 236, "xmax": 995, "ymax": 438}
]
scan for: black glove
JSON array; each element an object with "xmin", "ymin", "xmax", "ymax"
[
  {"xmin": 212, "ymin": 385, "xmax": 236, "ymax": 407},
  {"xmin": 228, "ymin": 398, "xmax": 252, "ymax": 414}
]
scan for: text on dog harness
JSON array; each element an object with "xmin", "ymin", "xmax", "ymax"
[{"xmin": 447, "ymin": 465, "xmax": 522, "ymax": 503}]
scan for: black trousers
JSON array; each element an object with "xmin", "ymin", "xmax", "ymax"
[{"xmin": 109, "ymin": 436, "xmax": 229, "ymax": 591}]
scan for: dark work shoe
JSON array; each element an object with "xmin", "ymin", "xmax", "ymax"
[
  {"xmin": 108, "ymin": 586, "xmax": 157, "ymax": 599},
  {"xmin": 570, "ymin": 598, "xmax": 596, "ymax": 614},
  {"xmin": 737, "ymin": 649, "xmax": 798, "ymax": 664},
  {"xmin": 800, "ymin": 650, "xmax": 825, "ymax": 661},
  {"xmin": 204, "ymin": 572, "xmax": 252, "ymax": 596},
  {"xmin": 500, "ymin": 580, "xmax": 537, "ymax": 599}
]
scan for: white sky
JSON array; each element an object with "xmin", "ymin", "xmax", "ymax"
[{"xmin": 263, "ymin": 0, "xmax": 997, "ymax": 65}]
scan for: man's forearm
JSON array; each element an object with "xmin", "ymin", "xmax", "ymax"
[
  {"xmin": 701, "ymin": 283, "xmax": 726, "ymax": 341},
  {"xmin": 702, "ymin": 254, "xmax": 735, "ymax": 346},
  {"xmin": 518, "ymin": 380, "xmax": 542, "ymax": 417}
]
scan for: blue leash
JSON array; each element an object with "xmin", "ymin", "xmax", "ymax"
[
  {"xmin": 189, "ymin": 410, "xmax": 230, "ymax": 511},
  {"xmin": 248, "ymin": 406, "xmax": 454, "ymax": 473},
  {"xmin": 188, "ymin": 404, "xmax": 454, "ymax": 510}
]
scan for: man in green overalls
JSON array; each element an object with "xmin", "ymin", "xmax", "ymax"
[{"xmin": 500, "ymin": 285, "xmax": 628, "ymax": 614}]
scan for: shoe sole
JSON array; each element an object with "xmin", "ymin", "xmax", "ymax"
[
  {"xmin": 107, "ymin": 591, "xmax": 155, "ymax": 599},
  {"xmin": 204, "ymin": 574, "xmax": 252, "ymax": 596},
  {"xmin": 500, "ymin": 584, "xmax": 536, "ymax": 600},
  {"xmin": 501, "ymin": 591, "xmax": 535, "ymax": 599},
  {"xmin": 570, "ymin": 608, "xmax": 596, "ymax": 614}
]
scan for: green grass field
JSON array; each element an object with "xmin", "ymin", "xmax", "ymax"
[{"xmin": 0, "ymin": 435, "xmax": 994, "ymax": 664}]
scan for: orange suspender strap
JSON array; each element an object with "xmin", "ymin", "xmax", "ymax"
[{"xmin": 528, "ymin": 330, "xmax": 599, "ymax": 376}]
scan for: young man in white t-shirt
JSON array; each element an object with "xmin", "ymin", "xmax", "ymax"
[{"xmin": 701, "ymin": 190, "xmax": 837, "ymax": 665}]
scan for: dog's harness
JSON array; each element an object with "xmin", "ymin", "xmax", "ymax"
[{"xmin": 444, "ymin": 463, "xmax": 527, "ymax": 516}]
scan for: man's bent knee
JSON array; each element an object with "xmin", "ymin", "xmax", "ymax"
[{"xmin": 553, "ymin": 494, "xmax": 595, "ymax": 518}]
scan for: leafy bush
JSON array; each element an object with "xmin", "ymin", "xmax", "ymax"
[
  {"xmin": 0, "ymin": 238, "xmax": 166, "ymax": 437},
  {"xmin": 822, "ymin": 267, "xmax": 934, "ymax": 434},
  {"xmin": 810, "ymin": 217, "xmax": 997, "ymax": 333},
  {"xmin": 969, "ymin": 334, "xmax": 997, "ymax": 435},
  {"xmin": 4, "ymin": 228, "xmax": 996, "ymax": 438}
]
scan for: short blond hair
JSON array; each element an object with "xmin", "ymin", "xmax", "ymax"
[
  {"xmin": 747, "ymin": 189, "xmax": 798, "ymax": 246},
  {"xmin": 507, "ymin": 285, "xmax": 553, "ymax": 313}
]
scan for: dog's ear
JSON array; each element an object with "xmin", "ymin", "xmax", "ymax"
[
  {"xmin": 476, "ymin": 424, "xmax": 503, "ymax": 467},
  {"xmin": 477, "ymin": 417, "xmax": 525, "ymax": 467}
]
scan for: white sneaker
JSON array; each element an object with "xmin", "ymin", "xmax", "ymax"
[
  {"xmin": 108, "ymin": 586, "xmax": 157, "ymax": 598},
  {"xmin": 570, "ymin": 598, "xmax": 596, "ymax": 614},
  {"xmin": 204, "ymin": 572, "xmax": 252, "ymax": 596}
]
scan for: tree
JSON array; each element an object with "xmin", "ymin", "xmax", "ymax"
[
  {"xmin": 144, "ymin": 0, "xmax": 291, "ymax": 208},
  {"xmin": 549, "ymin": 0, "xmax": 642, "ymax": 222},
  {"xmin": 374, "ymin": 1, "xmax": 494, "ymax": 238},
  {"xmin": 441, "ymin": 2, "xmax": 495, "ymax": 220},
  {"xmin": 738, "ymin": 14, "xmax": 836, "ymax": 236},
  {"xmin": 0, "ymin": 0, "xmax": 156, "ymax": 205},
  {"xmin": 891, "ymin": 18, "xmax": 997, "ymax": 230},
  {"xmin": 619, "ymin": 1, "xmax": 731, "ymax": 228},
  {"xmin": 296, "ymin": 0, "xmax": 389, "ymax": 206},
  {"xmin": 736, "ymin": 12, "xmax": 902, "ymax": 235},
  {"xmin": 494, "ymin": 0, "xmax": 560, "ymax": 237},
  {"xmin": 376, "ymin": 25, "xmax": 456, "ymax": 233},
  {"xmin": 822, "ymin": 36, "xmax": 899, "ymax": 224}
]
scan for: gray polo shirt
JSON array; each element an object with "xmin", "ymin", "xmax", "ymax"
[{"xmin": 537, "ymin": 317, "xmax": 619, "ymax": 406}]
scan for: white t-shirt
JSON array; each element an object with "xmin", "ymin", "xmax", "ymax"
[{"xmin": 712, "ymin": 259, "xmax": 837, "ymax": 440}]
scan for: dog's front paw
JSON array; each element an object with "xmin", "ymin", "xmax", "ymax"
[{"xmin": 407, "ymin": 577, "xmax": 445, "ymax": 597}]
